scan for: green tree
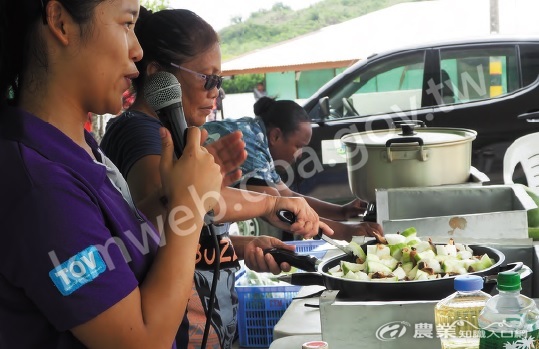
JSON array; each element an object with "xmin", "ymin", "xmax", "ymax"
[
  {"xmin": 222, "ymin": 74, "xmax": 264, "ymax": 94},
  {"xmin": 218, "ymin": 0, "xmax": 427, "ymax": 93},
  {"xmin": 219, "ymin": 0, "xmax": 426, "ymax": 60},
  {"xmin": 141, "ymin": 0, "xmax": 169, "ymax": 12}
]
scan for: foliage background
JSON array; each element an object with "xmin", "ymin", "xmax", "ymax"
[
  {"xmin": 141, "ymin": 0, "xmax": 169, "ymax": 12},
  {"xmin": 219, "ymin": 0, "xmax": 424, "ymax": 92},
  {"xmin": 219, "ymin": 0, "xmax": 424, "ymax": 60}
]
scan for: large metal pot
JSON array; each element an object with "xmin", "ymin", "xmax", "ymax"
[
  {"xmin": 341, "ymin": 124, "xmax": 477, "ymax": 203},
  {"xmin": 270, "ymin": 242, "xmax": 531, "ymax": 301}
]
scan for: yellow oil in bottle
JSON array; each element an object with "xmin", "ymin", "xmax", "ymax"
[{"xmin": 435, "ymin": 276, "xmax": 491, "ymax": 349}]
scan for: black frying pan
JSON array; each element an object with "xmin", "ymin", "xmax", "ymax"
[{"xmin": 266, "ymin": 240, "xmax": 530, "ymax": 301}]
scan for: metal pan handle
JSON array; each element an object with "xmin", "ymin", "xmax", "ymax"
[
  {"xmin": 483, "ymin": 262, "xmax": 533, "ymax": 284},
  {"xmin": 263, "ymin": 248, "xmax": 319, "ymax": 272},
  {"xmin": 277, "ymin": 272, "xmax": 326, "ymax": 287}
]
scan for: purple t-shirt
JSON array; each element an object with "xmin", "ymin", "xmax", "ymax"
[{"xmin": 0, "ymin": 107, "xmax": 168, "ymax": 348}]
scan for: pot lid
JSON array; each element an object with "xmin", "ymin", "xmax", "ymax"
[{"xmin": 341, "ymin": 126, "xmax": 477, "ymax": 147}]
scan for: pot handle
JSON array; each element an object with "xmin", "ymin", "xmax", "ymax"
[
  {"xmin": 483, "ymin": 262, "xmax": 533, "ymax": 284},
  {"xmin": 385, "ymin": 137, "xmax": 427, "ymax": 162},
  {"xmin": 385, "ymin": 136, "xmax": 424, "ymax": 147}
]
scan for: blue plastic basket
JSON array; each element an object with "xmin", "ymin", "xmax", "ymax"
[
  {"xmin": 236, "ymin": 283, "xmax": 301, "ymax": 348},
  {"xmin": 286, "ymin": 239, "xmax": 327, "ymax": 259},
  {"xmin": 234, "ymin": 239, "xmax": 327, "ymax": 347}
]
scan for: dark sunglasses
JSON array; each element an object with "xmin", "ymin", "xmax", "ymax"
[{"xmin": 170, "ymin": 63, "xmax": 223, "ymax": 91}]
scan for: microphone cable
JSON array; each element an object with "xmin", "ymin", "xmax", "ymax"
[{"xmin": 201, "ymin": 217, "xmax": 220, "ymax": 349}]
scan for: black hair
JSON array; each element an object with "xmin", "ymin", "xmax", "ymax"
[
  {"xmin": 0, "ymin": 0, "xmax": 103, "ymax": 106},
  {"xmin": 133, "ymin": 8, "xmax": 219, "ymax": 93},
  {"xmin": 253, "ymin": 97, "xmax": 310, "ymax": 138}
]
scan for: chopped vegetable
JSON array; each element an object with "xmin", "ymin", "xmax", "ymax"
[{"xmin": 327, "ymin": 228, "xmax": 495, "ymax": 282}]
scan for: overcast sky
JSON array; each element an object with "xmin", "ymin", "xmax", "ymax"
[{"xmin": 169, "ymin": 0, "xmax": 324, "ymax": 31}]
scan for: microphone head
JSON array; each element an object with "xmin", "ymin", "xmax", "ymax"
[{"xmin": 143, "ymin": 71, "xmax": 182, "ymax": 112}]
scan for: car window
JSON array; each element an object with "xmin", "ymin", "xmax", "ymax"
[
  {"xmin": 344, "ymin": 51, "xmax": 425, "ymax": 117},
  {"xmin": 439, "ymin": 46, "xmax": 518, "ymax": 104},
  {"xmin": 323, "ymin": 51, "xmax": 426, "ymax": 120},
  {"xmin": 519, "ymin": 44, "xmax": 539, "ymax": 87}
]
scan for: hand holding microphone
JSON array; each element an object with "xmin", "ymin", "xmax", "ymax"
[
  {"xmin": 144, "ymin": 71, "xmax": 189, "ymax": 158},
  {"xmin": 145, "ymin": 73, "xmax": 222, "ymax": 349},
  {"xmin": 161, "ymin": 127, "xmax": 221, "ymax": 213},
  {"xmin": 144, "ymin": 71, "xmax": 221, "ymax": 217}
]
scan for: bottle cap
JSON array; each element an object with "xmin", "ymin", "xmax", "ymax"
[
  {"xmin": 454, "ymin": 275, "xmax": 484, "ymax": 291},
  {"xmin": 497, "ymin": 271, "xmax": 521, "ymax": 291},
  {"xmin": 302, "ymin": 341, "xmax": 329, "ymax": 349}
]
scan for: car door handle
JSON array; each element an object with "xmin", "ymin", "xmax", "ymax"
[{"xmin": 518, "ymin": 111, "xmax": 539, "ymax": 121}]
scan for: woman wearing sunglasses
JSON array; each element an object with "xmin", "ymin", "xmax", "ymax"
[
  {"xmin": 100, "ymin": 7, "xmax": 332, "ymax": 349},
  {"xmin": 204, "ymin": 96, "xmax": 384, "ymax": 242}
]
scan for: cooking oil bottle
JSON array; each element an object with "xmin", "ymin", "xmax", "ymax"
[
  {"xmin": 478, "ymin": 271, "xmax": 539, "ymax": 349},
  {"xmin": 435, "ymin": 275, "xmax": 491, "ymax": 349}
]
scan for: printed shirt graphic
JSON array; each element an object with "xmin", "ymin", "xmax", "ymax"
[
  {"xmin": 203, "ymin": 117, "xmax": 282, "ymax": 186},
  {"xmin": 49, "ymin": 246, "xmax": 107, "ymax": 296},
  {"xmin": 0, "ymin": 107, "xmax": 165, "ymax": 348}
]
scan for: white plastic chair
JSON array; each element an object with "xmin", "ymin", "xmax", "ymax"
[{"xmin": 503, "ymin": 132, "xmax": 539, "ymax": 188}]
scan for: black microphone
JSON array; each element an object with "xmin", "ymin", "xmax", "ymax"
[
  {"xmin": 144, "ymin": 70, "xmax": 215, "ymax": 226},
  {"xmin": 144, "ymin": 71, "xmax": 188, "ymax": 158}
]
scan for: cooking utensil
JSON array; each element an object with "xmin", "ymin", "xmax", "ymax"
[
  {"xmin": 341, "ymin": 123, "xmax": 477, "ymax": 202},
  {"xmin": 270, "ymin": 240, "xmax": 532, "ymax": 301},
  {"xmin": 276, "ymin": 209, "xmax": 356, "ymax": 258},
  {"xmin": 316, "ymin": 233, "xmax": 355, "ymax": 258}
]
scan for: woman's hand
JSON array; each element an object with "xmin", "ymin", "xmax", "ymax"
[
  {"xmin": 264, "ymin": 197, "xmax": 334, "ymax": 239},
  {"xmin": 161, "ymin": 127, "xmax": 222, "ymax": 215},
  {"xmin": 202, "ymin": 129, "xmax": 246, "ymax": 187},
  {"xmin": 344, "ymin": 221, "xmax": 384, "ymax": 239},
  {"xmin": 242, "ymin": 236, "xmax": 295, "ymax": 274},
  {"xmin": 341, "ymin": 198, "xmax": 368, "ymax": 219}
]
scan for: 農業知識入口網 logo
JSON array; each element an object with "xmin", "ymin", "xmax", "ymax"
[
  {"xmin": 49, "ymin": 246, "xmax": 106, "ymax": 296},
  {"xmin": 376, "ymin": 321, "xmax": 410, "ymax": 341}
]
